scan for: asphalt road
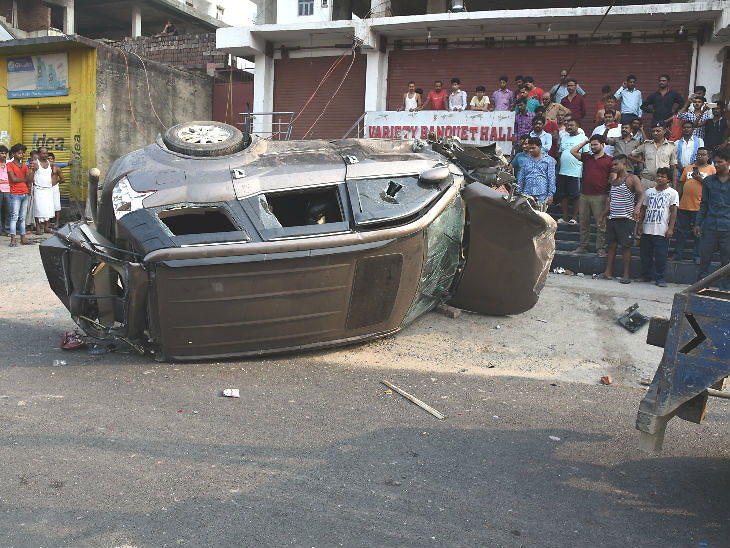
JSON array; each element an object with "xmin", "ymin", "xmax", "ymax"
[{"xmin": 0, "ymin": 238, "xmax": 728, "ymax": 547}]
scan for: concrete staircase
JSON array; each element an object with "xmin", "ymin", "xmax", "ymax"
[{"xmin": 547, "ymin": 206, "xmax": 723, "ymax": 284}]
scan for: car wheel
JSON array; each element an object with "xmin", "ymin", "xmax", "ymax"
[{"xmin": 162, "ymin": 121, "xmax": 247, "ymax": 157}]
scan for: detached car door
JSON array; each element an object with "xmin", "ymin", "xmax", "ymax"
[{"xmin": 448, "ymin": 182, "xmax": 557, "ymax": 316}]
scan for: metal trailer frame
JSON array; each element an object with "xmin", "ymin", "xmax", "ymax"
[{"xmin": 636, "ymin": 262, "xmax": 730, "ymax": 451}]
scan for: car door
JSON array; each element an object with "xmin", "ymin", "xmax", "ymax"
[{"xmin": 448, "ymin": 182, "xmax": 557, "ymax": 316}]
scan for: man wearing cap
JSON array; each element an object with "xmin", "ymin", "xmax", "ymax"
[{"xmin": 630, "ymin": 123, "xmax": 678, "ymax": 190}]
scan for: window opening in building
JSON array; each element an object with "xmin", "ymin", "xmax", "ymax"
[{"xmin": 299, "ymin": 0, "xmax": 314, "ymax": 16}]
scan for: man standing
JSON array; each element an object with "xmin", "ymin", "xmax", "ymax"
[
  {"xmin": 47, "ymin": 151, "xmax": 65, "ymax": 228},
  {"xmin": 557, "ymin": 118, "xmax": 588, "ymax": 224},
  {"xmin": 32, "ymin": 146, "xmax": 56, "ymax": 235},
  {"xmin": 630, "ymin": 124, "xmax": 678, "ymax": 189},
  {"xmin": 641, "ymin": 74, "xmax": 683, "ymax": 127},
  {"xmin": 492, "ymin": 76, "xmax": 513, "ymax": 112},
  {"xmin": 630, "ymin": 117, "xmax": 646, "ymax": 143},
  {"xmin": 517, "ymin": 137, "xmax": 556, "ymax": 209},
  {"xmin": 598, "ymin": 154, "xmax": 645, "ymax": 282},
  {"xmin": 510, "ymin": 134, "xmax": 531, "ymax": 178},
  {"xmin": 614, "ymin": 75, "xmax": 642, "ymax": 124},
  {"xmin": 513, "ymin": 99, "xmax": 535, "ymax": 145},
  {"xmin": 637, "ymin": 167, "xmax": 679, "ymax": 287},
  {"xmin": 529, "ymin": 117, "xmax": 552, "ymax": 154},
  {"xmin": 675, "ymin": 147, "xmax": 714, "ymax": 263},
  {"xmin": 541, "ymin": 92, "xmax": 571, "ymax": 122},
  {"xmin": 0, "ymin": 145, "xmax": 10, "ymax": 234},
  {"xmin": 524, "ymin": 76, "xmax": 544, "ymax": 101},
  {"xmin": 469, "ymin": 86, "xmax": 490, "ymax": 111},
  {"xmin": 694, "ymin": 149, "xmax": 730, "ymax": 289},
  {"xmin": 675, "ymin": 121, "xmax": 704, "ymax": 174},
  {"xmin": 703, "ymin": 102, "xmax": 728, "ymax": 153},
  {"xmin": 402, "ymin": 81, "xmax": 422, "ymax": 112},
  {"xmin": 6, "ymin": 143, "xmax": 34, "ymax": 247},
  {"xmin": 571, "ymin": 134, "xmax": 614, "ymax": 256},
  {"xmin": 448, "ymin": 78, "xmax": 468, "ymax": 111},
  {"xmin": 421, "ymin": 80, "xmax": 449, "ymax": 111},
  {"xmin": 561, "ymin": 79, "xmax": 586, "ymax": 122},
  {"xmin": 592, "ymin": 110, "xmax": 622, "ymax": 156},
  {"xmin": 550, "ymin": 69, "xmax": 586, "ymax": 103},
  {"xmin": 678, "ymin": 95, "xmax": 712, "ymax": 139},
  {"xmin": 606, "ymin": 123, "xmax": 642, "ymax": 174}
]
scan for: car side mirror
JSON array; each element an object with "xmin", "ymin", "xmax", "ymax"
[{"xmin": 419, "ymin": 166, "xmax": 451, "ymax": 186}]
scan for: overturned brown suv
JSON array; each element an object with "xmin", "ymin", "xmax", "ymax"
[{"xmin": 40, "ymin": 121, "xmax": 555, "ymax": 361}]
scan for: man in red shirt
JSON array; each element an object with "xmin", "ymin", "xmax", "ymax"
[
  {"xmin": 561, "ymin": 79, "xmax": 587, "ymax": 122},
  {"xmin": 570, "ymin": 134, "xmax": 614, "ymax": 256},
  {"xmin": 524, "ymin": 76, "xmax": 544, "ymax": 101},
  {"xmin": 420, "ymin": 80, "xmax": 449, "ymax": 111},
  {"xmin": 6, "ymin": 143, "xmax": 34, "ymax": 247}
]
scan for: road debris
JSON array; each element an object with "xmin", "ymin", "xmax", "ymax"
[
  {"xmin": 52, "ymin": 360, "xmax": 67, "ymax": 367},
  {"xmin": 384, "ymin": 389, "xmax": 393, "ymax": 394},
  {"xmin": 549, "ymin": 436, "xmax": 561, "ymax": 441},
  {"xmin": 60, "ymin": 331, "xmax": 86, "ymax": 350},
  {"xmin": 384, "ymin": 480, "xmax": 402, "ymax": 486},
  {"xmin": 617, "ymin": 303, "xmax": 649, "ymax": 333},
  {"xmin": 436, "ymin": 304, "xmax": 462, "ymax": 319},
  {"xmin": 222, "ymin": 388, "xmax": 240, "ymax": 398},
  {"xmin": 639, "ymin": 378, "xmax": 652, "ymax": 386},
  {"xmin": 600, "ymin": 376, "xmax": 613, "ymax": 385},
  {"xmin": 381, "ymin": 380, "xmax": 446, "ymax": 420}
]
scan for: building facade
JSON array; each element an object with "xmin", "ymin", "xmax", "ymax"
[{"xmin": 217, "ymin": 1, "xmax": 730, "ymax": 139}]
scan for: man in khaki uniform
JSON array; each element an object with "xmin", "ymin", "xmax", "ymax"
[{"xmin": 630, "ymin": 123, "xmax": 678, "ymax": 190}]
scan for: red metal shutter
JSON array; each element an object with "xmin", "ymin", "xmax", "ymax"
[
  {"xmin": 388, "ymin": 43, "xmax": 693, "ymax": 126},
  {"xmin": 274, "ymin": 53, "xmax": 366, "ymax": 140}
]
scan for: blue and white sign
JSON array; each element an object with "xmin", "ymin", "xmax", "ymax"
[{"xmin": 7, "ymin": 53, "xmax": 68, "ymax": 99}]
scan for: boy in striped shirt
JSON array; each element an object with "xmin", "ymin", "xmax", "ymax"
[{"xmin": 598, "ymin": 154, "xmax": 645, "ymax": 282}]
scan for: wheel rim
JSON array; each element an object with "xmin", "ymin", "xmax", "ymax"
[{"xmin": 177, "ymin": 124, "xmax": 231, "ymax": 145}]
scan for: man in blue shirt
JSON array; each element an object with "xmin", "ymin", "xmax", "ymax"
[
  {"xmin": 614, "ymin": 75, "xmax": 642, "ymax": 125},
  {"xmin": 529, "ymin": 117, "xmax": 552, "ymax": 154},
  {"xmin": 517, "ymin": 137, "xmax": 556, "ymax": 209},
  {"xmin": 694, "ymin": 149, "xmax": 730, "ymax": 288},
  {"xmin": 510, "ymin": 134, "xmax": 530, "ymax": 178},
  {"xmin": 557, "ymin": 118, "xmax": 589, "ymax": 223}
]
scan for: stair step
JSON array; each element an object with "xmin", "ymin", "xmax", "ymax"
[{"xmin": 550, "ymin": 250, "xmax": 723, "ymax": 284}]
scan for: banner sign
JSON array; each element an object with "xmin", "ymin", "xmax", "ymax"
[
  {"xmin": 7, "ymin": 53, "xmax": 69, "ymax": 99},
  {"xmin": 364, "ymin": 110, "xmax": 515, "ymax": 154}
]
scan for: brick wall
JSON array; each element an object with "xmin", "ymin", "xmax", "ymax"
[
  {"xmin": 104, "ymin": 33, "xmax": 228, "ymax": 69},
  {"xmin": 0, "ymin": 0, "xmax": 50, "ymax": 32}
]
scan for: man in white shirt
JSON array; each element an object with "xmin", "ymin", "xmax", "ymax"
[
  {"xmin": 676, "ymin": 120, "xmax": 704, "ymax": 173},
  {"xmin": 614, "ymin": 75, "xmax": 643, "ymax": 124},
  {"xmin": 637, "ymin": 167, "xmax": 679, "ymax": 286},
  {"xmin": 592, "ymin": 110, "xmax": 622, "ymax": 156},
  {"xmin": 448, "ymin": 78, "xmax": 468, "ymax": 111}
]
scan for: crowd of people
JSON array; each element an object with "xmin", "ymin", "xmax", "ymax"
[
  {"xmin": 402, "ymin": 71, "xmax": 729, "ymax": 288},
  {"xmin": 0, "ymin": 144, "xmax": 66, "ymax": 248}
]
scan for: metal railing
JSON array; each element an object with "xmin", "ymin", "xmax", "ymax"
[
  {"xmin": 239, "ymin": 112, "xmax": 295, "ymax": 140},
  {"xmin": 342, "ymin": 112, "xmax": 367, "ymax": 139}
]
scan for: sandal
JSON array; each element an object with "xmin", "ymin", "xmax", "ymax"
[
  {"xmin": 20, "ymin": 240, "xmax": 36, "ymax": 245},
  {"xmin": 618, "ymin": 277, "xmax": 632, "ymax": 284},
  {"xmin": 9, "ymin": 241, "xmax": 17, "ymax": 247},
  {"xmin": 596, "ymin": 273, "xmax": 613, "ymax": 280}
]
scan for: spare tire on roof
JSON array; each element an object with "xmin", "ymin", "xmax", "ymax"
[{"xmin": 162, "ymin": 121, "xmax": 248, "ymax": 157}]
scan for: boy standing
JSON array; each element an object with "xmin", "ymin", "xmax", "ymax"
[
  {"xmin": 492, "ymin": 76, "xmax": 513, "ymax": 111},
  {"xmin": 637, "ymin": 167, "xmax": 679, "ymax": 286},
  {"xmin": 470, "ymin": 86, "xmax": 490, "ymax": 111},
  {"xmin": 448, "ymin": 78, "xmax": 468, "ymax": 111},
  {"xmin": 510, "ymin": 134, "xmax": 530, "ymax": 178},
  {"xmin": 599, "ymin": 154, "xmax": 645, "ymax": 282}
]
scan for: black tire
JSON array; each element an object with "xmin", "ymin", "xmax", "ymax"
[{"xmin": 162, "ymin": 121, "xmax": 247, "ymax": 157}]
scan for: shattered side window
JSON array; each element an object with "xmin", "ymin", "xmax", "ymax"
[
  {"xmin": 402, "ymin": 195, "xmax": 465, "ymax": 326},
  {"xmin": 255, "ymin": 195, "xmax": 283, "ymax": 230}
]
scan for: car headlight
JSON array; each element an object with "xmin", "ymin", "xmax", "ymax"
[{"xmin": 112, "ymin": 177, "xmax": 154, "ymax": 219}]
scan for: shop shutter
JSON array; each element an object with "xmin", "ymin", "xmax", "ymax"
[
  {"xmin": 274, "ymin": 53, "xmax": 366, "ymax": 140},
  {"xmin": 387, "ymin": 42, "xmax": 693, "ymax": 127},
  {"xmin": 22, "ymin": 105, "xmax": 72, "ymax": 198}
]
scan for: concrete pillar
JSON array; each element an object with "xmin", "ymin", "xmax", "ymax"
[
  {"xmin": 64, "ymin": 0, "xmax": 74, "ymax": 34},
  {"xmin": 370, "ymin": 0, "xmax": 390, "ymax": 17},
  {"xmin": 365, "ymin": 49, "xmax": 388, "ymax": 111},
  {"xmin": 426, "ymin": 0, "xmax": 445, "ymax": 14},
  {"xmin": 252, "ymin": 52, "xmax": 275, "ymax": 135},
  {"xmin": 694, "ymin": 39, "xmax": 725, "ymax": 100},
  {"xmin": 131, "ymin": 4, "xmax": 142, "ymax": 37}
]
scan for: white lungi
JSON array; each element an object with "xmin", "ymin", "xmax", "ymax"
[{"xmin": 33, "ymin": 164, "xmax": 55, "ymax": 222}]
